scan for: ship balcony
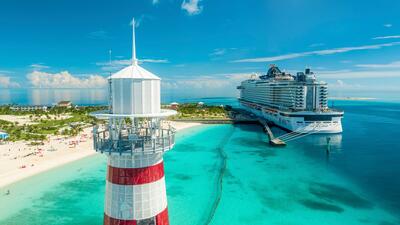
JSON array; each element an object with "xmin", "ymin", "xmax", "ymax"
[{"xmin": 93, "ymin": 127, "xmax": 176, "ymax": 155}]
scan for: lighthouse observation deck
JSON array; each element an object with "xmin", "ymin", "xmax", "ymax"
[
  {"xmin": 91, "ymin": 109, "xmax": 177, "ymax": 155},
  {"xmin": 93, "ymin": 125, "xmax": 176, "ymax": 155}
]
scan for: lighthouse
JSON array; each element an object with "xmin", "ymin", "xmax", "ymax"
[{"xmin": 92, "ymin": 18, "xmax": 176, "ymax": 225}]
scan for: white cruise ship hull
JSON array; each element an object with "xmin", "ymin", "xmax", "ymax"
[{"xmin": 240, "ymin": 100, "xmax": 343, "ymax": 134}]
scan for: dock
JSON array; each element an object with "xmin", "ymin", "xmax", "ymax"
[
  {"xmin": 227, "ymin": 107, "xmax": 286, "ymax": 146},
  {"xmin": 172, "ymin": 107, "xmax": 286, "ymax": 146},
  {"xmin": 257, "ymin": 118, "xmax": 286, "ymax": 146}
]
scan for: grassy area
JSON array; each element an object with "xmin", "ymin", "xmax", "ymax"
[
  {"xmin": 0, "ymin": 103, "xmax": 229, "ymax": 141},
  {"xmin": 168, "ymin": 103, "xmax": 229, "ymax": 120},
  {"xmin": 0, "ymin": 106, "xmax": 106, "ymax": 142}
]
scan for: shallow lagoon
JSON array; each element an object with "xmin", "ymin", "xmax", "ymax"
[{"xmin": 0, "ymin": 101, "xmax": 399, "ymax": 225}]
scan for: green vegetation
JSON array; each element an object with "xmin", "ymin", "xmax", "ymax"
[
  {"xmin": 0, "ymin": 103, "xmax": 230, "ymax": 141},
  {"xmin": 168, "ymin": 103, "xmax": 228, "ymax": 120},
  {"xmin": 0, "ymin": 105, "xmax": 106, "ymax": 142}
]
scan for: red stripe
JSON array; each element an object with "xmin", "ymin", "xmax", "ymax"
[
  {"xmin": 104, "ymin": 214, "xmax": 136, "ymax": 225},
  {"xmin": 107, "ymin": 161, "xmax": 164, "ymax": 185},
  {"xmin": 155, "ymin": 207, "xmax": 169, "ymax": 225}
]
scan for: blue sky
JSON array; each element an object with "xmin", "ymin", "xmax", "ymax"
[{"xmin": 1, "ymin": 0, "xmax": 400, "ymax": 98}]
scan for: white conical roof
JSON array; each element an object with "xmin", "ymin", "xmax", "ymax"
[
  {"xmin": 110, "ymin": 64, "xmax": 160, "ymax": 80},
  {"xmin": 109, "ymin": 18, "xmax": 161, "ymax": 80}
]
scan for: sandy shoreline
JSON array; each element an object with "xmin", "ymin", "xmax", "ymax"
[{"xmin": 0, "ymin": 121, "xmax": 201, "ymax": 188}]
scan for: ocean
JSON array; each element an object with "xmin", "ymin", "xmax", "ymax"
[
  {"xmin": 0, "ymin": 97, "xmax": 399, "ymax": 224},
  {"xmin": 0, "ymin": 88, "xmax": 236, "ymax": 106}
]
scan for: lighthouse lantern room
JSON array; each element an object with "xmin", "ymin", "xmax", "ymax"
[{"xmin": 91, "ymin": 18, "xmax": 176, "ymax": 225}]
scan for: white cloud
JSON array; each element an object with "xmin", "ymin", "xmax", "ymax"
[
  {"xmin": 328, "ymin": 79, "xmax": 364, "ymax": 91},
  {"xmin": 232, "ymin": 42, "xmax": 400, "ymax": 63},
  {"xmin": 316, "ymin": 69, "xmax": 400, "ymax": 79},
  {"xmin": 356, "ymin": 61, "xmax": 400, "ymax": 68},
  {"xmin": 210, "ymin": 48, "xmax": 227, "ymax": 56},
  {"xmin": 97, "ymin": 58, "xmax": 169, "ymax": 71},
  {"xmin": 372, "ymin": 35, "xmax": 400, "ymax": 40},
  {"xmin": 140, "ymin": 59, "xmax": 169, "ymax": 63},
  {"xmin": 336, "ymin": 79, "xmax": 344, "ymax": 86},
  {"xmin": 161, "ymin": 72, "xmax": 258, "ymax": 97},
  {"xmin": 181, "ymin": 0, "xmax": 203, "ymax": 15},
  {"xmin": 131, "ymin": 15, "xmax": 153, "ymax": 28},
  {"xmin": 97, "ymin": 59, "xmax": 131, "ymax": 71},
  {"xmin": 162, "ymin": 73, "xmax": 253, "ymax": 90},
  {"xmin": 27, "ymin": 71, "xmax": 107, "ymax": 88},
  {"xmin": 384, "ymin": 24, "xmax": 393, "ymax": 28},
  {"xmin": 30, "ymin": 63, "xmax": 49, "ymax": 70},
  {"xmin": 0, "ymin": 76, "xmax": 20, "ymax": 88},
  {"xmin": 133, "ymin": 16, "xmax": 143, "ymax": 28}
]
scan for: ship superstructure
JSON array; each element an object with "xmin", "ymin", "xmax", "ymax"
[{"xmin": 238, "ymin": 65, "xmax": 343, "ymax": 133}]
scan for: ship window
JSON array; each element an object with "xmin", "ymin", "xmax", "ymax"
[
  {"xmin": 304, "ymin": 115, "xmax": 333, "ymax": 121},
  {"xmin": 137, "ymin": 217, "xmax": 156, "ymax": 225}
]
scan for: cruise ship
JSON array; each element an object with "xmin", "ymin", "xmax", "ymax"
[{"xmin": 237, "ymin": 65, "xmax": 343, "ymax": 133}]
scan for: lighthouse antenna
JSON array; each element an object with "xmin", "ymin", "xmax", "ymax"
[{"xmin": 132, "ymin": 18, "xmax": 137, "ymax": 65}]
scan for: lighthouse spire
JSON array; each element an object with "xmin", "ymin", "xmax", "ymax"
[{"xmin": 132, "ymin": 18, "xmax": 137, "ymax": 65}]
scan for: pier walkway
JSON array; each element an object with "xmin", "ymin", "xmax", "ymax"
[
  {"xmin": 257, "ymin": 118, "xmax": 286, "ymax": 146},
  {"xmin": 227, "ymin": 108, "xmax": 286, "ymax": 146}
]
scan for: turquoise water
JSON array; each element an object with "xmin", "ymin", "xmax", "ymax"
[{"xmin": 1, "ymin": 101, "xmax": 400, "ymax": 225}]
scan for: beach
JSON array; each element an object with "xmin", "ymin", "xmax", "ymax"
[{"xmin": 0, "ymin": 120, "xmax": 201, "ymax": 188}]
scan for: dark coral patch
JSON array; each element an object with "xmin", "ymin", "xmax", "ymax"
[
  {"xmin": 299, "ymin": 199, "xmax": 344, "ymax": 213},
  {"xmin": 309, "ymin": 182, "xmax": 373, "ymax": 209},
  {"xmin": 173, "ymin": 173, "xmax": 192, "ymax": 181}
]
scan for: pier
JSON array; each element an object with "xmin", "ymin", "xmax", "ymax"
[
  {"xmin": 171, "ymin": 106, "xmax": 286, "ymax": 146},
  {"xmin": 257, "ymin": 118, "xmax": 286, "ymax": 146},
  {"xmin": 226, "ymin": 107, "xmax": 286, "ymax": 146}
]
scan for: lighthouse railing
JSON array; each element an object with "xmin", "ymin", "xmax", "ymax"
[{"xmin": 93, "ymin": 127, "xmax": 175, "ymax": 154}]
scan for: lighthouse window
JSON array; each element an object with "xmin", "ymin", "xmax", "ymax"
[{"xmin": 137, "ymin": 217, "xmax": 155, "ymax": 225}]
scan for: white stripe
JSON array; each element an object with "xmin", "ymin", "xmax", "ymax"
[
  {"xmin": 104, "ymin": 177, "xmax": 167, "ymax": 220},
  {"xmin": 108, "ymin": 153, "xmax": 163, "ymax": 168}
]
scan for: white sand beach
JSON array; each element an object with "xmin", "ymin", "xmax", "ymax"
[
  {"xmin": 0, "ymin": 121, "xmax": 201, "ymax": 188},
  {"xmin": 0, "ymin": 114, "xmax": 72, "ymax": 126}
]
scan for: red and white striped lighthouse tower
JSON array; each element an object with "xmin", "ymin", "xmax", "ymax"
[{"xmin": 92, "ymin": 18, "xmax": 176, "ymax": 225}]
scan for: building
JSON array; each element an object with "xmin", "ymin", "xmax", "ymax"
[
  {"xmin": 91, "ymin": 18, "xmax": 176, "ymax": 225},
  {"xmin": 169, "ymin": 102, "xmax": 179, "ymax": 110},
  {"xmin": 10, "ymin": 105, "xmax": 48, "ymax": 111},
  {"xmin": 57, "ymin": 101, "xmax": 72, "ymax": 108}
]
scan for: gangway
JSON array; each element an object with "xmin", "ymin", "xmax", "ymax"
[
  {"xmin": 258, "ymin": 119, "xmax": 286, "ymax": 146},
  {"xmin": 272, "ymin": 122, "xmax": 324, "ymax": 143}
]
